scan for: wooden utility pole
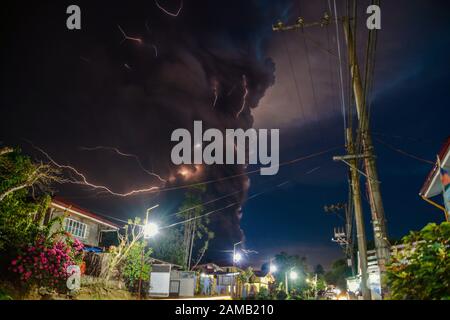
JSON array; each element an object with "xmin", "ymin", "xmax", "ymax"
[
  {"xmin": 343, "ymin": 17, "xmax": 391, "ymax": 291},
  {"xmin": 272, "ymin": 12, "xmax": 374, "ymax": 300},
  {"xmin": 334, "ymin": 129, "xmax": 371, "ymax": 300}
]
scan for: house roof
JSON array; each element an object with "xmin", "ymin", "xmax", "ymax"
[
  {"xmin": 420, "ymin": 137, "xmax": 450, "ymax": 198},
  {"xmin": 51, "ymin": 197, "xmax": 120, "ymax": 230},
  {"xmin": 149, "ymin": 258, "xmax": 183, "ymax": 270},
  {"xmin": 253, "ymin": 270, "xmax": 269, "ymax": 278}
]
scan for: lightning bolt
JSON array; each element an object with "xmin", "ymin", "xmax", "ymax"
[
  {"xmin": 155, "ymin": 0, "xmax": 183, "ymax": 17},
  {"xmin": 212, "ymin": 79, "xmax": 219, "ymax": 108},
  {"xmin": 31, "ymin": 144, "xmax": 161, "ymax": 197},
  {"xmin": 152, "ymin": 44, "xmax": 158, "ymax": 58},
  {"xmin": 118, "ymin": 25, "xmax": 143, "ymax": 45},
  {"xmin": 80, "ymin": 146, "xmax": 167, "ymax": 183},
  {"xmin": 236, "ymin": 75, "xmax": 249, "ymax": 118}
]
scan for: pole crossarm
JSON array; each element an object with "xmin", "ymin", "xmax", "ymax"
[
  {"xmin": 334, "ymin": 155, "xmax": 381, "ymax": 184},
  {"xmin": 333, "ymin": 154, "xmax": 371, "ymax": 161},
  {"xmin": 272, "ymin": 12, "xmax": 334, "ymax": 32}
]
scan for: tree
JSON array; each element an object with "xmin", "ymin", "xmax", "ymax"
[
  {"xmin": 272, "ymin": 252, "xmax": 309, "ymax": 293},
  {"xmin": 324, "ymin": 259, "xmax": 351, "ymax": 290},
  {"xmin": 122, "ymin": 241, "xmax": 152, "ymax": 294},
  {"xmin": 177, "ymin": 185, "xmax": 214, "ymax": 270},
  {"xmin": 314, "ymin": 264, "xmax": 325, "ymax": 276},
  {"xmin": 149, "ymin": 227, "xmax": 185, "ymax": 266},
  {"xmin": 0, "ymin": 147, "xmax": 61, "ymax": 268},
  {"xmin": 385, "ymin": 222, "xmax": 450, "ymax": 300},
  {"xmin": 102, "ymin": 218, "xmax": 145, "ymax": 281},
  {"xmin": 236, "ymin": 267, "xmax": 254, "ymax": 298},
  {"xmin": 0, "ymin": 147, "xmax": 62, "ymax": 202}
]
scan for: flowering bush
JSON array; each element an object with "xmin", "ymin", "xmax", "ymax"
[{"xmin": 9, "ymin": 234, "xmax": 84, "ymax": 291}]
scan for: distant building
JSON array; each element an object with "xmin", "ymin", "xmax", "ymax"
[
  {"xmin": 44, "ymin": 198, "xmax": 119, "ymax": 250},
  {"xmin": 193, "ymin": 264, "xmax": 274, "ymax": 298}
]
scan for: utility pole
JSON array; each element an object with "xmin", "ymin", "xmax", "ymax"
[
  {"xmin": 273, "ymin": 12, "xmax": 371, "ymax": 300},
  {"xmin": 334, "ymin": 129, "xmax": 371, "ymax": 300},
  {"xmin": 342, "ymin": 17, "xmax": 391, "ymax": 291},
  {"xmin": 138, "ymin": 204, "xmax": 159, "ymax": 300},
  {"xmin": 285, "ymin": 271, "xmax": 289, "ymax": 295},
  {"xmin": 232, "ymin": 240, "xmax": 243, "ymax": 298},
  {"xmin": 324, "ymin": 202, "xmax": 355, "ymax": 276}
]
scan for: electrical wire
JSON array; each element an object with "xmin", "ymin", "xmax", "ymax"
[
  {"xmin": 332, "ymin": 0, "xmax": 348, "ymax": 134},
  {"xmin": 281, "ymin": 31, "xmax": 306, "ymax": 120},
  {"xmin": 374, "ymin": 137, "xmax": 435, "ymax": 165}
]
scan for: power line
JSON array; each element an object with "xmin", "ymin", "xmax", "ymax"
[
  {"xmin": 374, "ymin": 137, "xmax": 435, "ymax": 165},
  {"xmin": 332, "ymin": 0, "xmax": 348, "ymax": 134},
  {"xmin": 282, "ymin": 32, "xmax": 306, "ymax": 120},
  {"xmin": 372, "ymin": 131, "xmax": 435, "ymax": 145},
  {"xmin": 160, "ymin": 177, "xmax": 298, "ymax": 230}
]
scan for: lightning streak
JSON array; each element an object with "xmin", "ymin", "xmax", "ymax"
[
  {"xmin": 32, "ymin": 145, "xmax": 161, "ymax": 197},
  {"xmin": 212, "ymin": 79, "xmax": 219, "ymax": 108},
  {"xmin": 236, "ymin": 75, "xmax": 249, "ymax": 118},
  {"xmin": 152, "ymin": 45, "xmax": 158, "ymax": 57},
  {"xmin": 80, "ymin": 146, "xmax": 167, "ymax": 183},
  {"xmin": 118, "ymin": 25, "xmax": 143, "ymax": 45},
  {"xmin": 155, "ymin": 0, "xmax": 183, "ymax": 17}
]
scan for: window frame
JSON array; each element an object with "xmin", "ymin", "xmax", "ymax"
[{"xmin": 64, "ymin": 217, "xmax": 88, "ymax": 239}]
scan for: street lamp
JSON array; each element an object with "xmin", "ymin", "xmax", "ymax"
[
  {"xmin": 138, "ymin": 204, "xmax": 159, "ymax": 300},
  {"xmin": 285, "ymin": 267, "xmax": 298, "ymax": 295},
  {"xmin": 143, "ymin": 222, "xmax": 159, "ymax": 239},
  {"xmin": 290, "ymin": 271, "xmax": 298, "ymax": 280},
  {"xmin": 233, "ymin": 252, "xmax": 242, "ymax": 263},
  {"xmin": 270, "ymin": 264, "xmax": 278, "ymax": 273}
]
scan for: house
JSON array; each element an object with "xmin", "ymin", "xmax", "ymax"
[
  {"xmin": 194, "ymin": 263, "xmax": 224, "ymax": 296},
  {"xmin": 420, "ymin": 136, "xmax": 450, "ymax": 220},
  {"xmin": 44, "ymin": 198, "xmax": 119, "ymax": 250},
  {"xmin": 246, "ymin": 270, "xmax": 274, "ymax": 297}
]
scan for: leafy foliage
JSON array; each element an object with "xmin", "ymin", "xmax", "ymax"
[
  {"xmin": 385, "ymin": 222, "xmax": 450, "ymax": 300},
  {"xmin": 0, "ymin": 148, "xmax": 56, "ymax": 254},
  {"xmin": 178, "ymin": 185, "xmax": 214, "ymax": 270},
  {"xmin": 122, "ymin": 241, "xmax": 152, "ymax": 294},
  {"xmin": 149, "ymin": 227, "xmax": 185, "ymax": 266},
  {"xmin": 273, "ymin": 252, "xmax": 308, "ymax": 291},
  {"xmin": 0, "ymin": 191, "xmax": 50, "ymax": 253},
  {"xmin": 324, "ymin": 259, "xmax": 351, "ymax": 290},
  {"xmin": 255, "ymin": 287, "xmax": 270, "ymax": 300},
  {"xmin": 9, "ymin": 232, "xmax": 84, "ymax": 292},
  {"xmin": 103, "ymin": 217, "xmax": 145, "ymax": 281}
]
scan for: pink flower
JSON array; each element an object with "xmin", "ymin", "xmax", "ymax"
[{"xmin": 11, "ymin": 260, "xmax": 17, "ymax": 266}]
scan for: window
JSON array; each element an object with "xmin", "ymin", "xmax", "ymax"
[{"xmin": 64, "ymin": 218, "xmax": 88, "ymax": 239}]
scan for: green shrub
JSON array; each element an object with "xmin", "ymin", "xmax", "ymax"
[{"xmin": 385, "ymin": 222, "xmax": 450, "ymax": 300}]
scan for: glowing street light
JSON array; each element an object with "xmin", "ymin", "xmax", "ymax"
[
  {"xmin": 233, "ymin": 252, "xmax": 242, "ymax": 263},
  {"xmin": 270, "ymin": 264, "xmax": 278, "ymax": 273},
  {"xmin": 138, "ymin": 204, "xmax": 159, "ymax": 300},
  {"xmin": 143, "ymin": 222, "xmax": 159, "ymax": 239},
  {"xmin": 290, "ymin": 271, "xmax": 298, "ymax": 280}
]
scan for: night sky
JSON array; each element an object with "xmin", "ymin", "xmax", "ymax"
[{"xmin": 1, "ymin": 0, "xmax": 449, "ymax": 269}]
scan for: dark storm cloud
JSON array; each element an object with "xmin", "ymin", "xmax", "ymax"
[{"xmin": 0, "ymin": 0, "xmax": 291, "ymax": 251}]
